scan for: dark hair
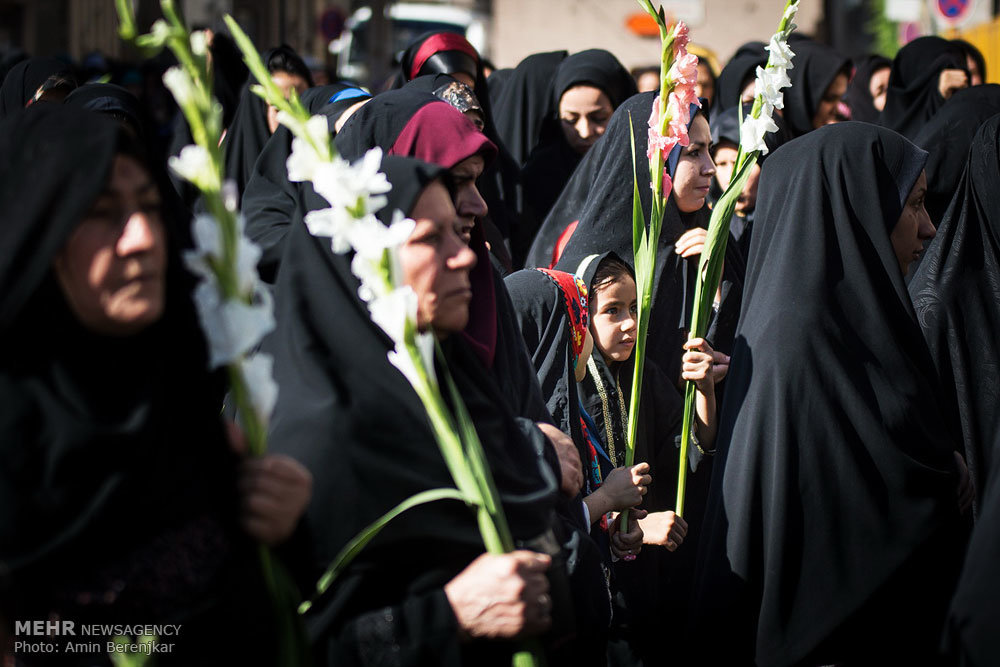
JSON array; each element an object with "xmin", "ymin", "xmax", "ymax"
[
  {"xmin": 266, "ymin": 45, "xmax": 314, "ymax": 87},
  {"xmin": 590, "ymin": 254, "xmax": 634, "ymax": 294},
  {"xmin": 631, "ymin": 65, "xmax": 659, "ymax": 80}
]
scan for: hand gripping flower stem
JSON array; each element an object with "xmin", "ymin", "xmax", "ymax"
[
  {"xmin": 674, "ymin": 0, "xmax": 799, "ymax": 517},
  {"xmin": 622, "ymin": 4, "xmax": 690, "ymax": 534},
  {"xmin": 115, "ymin": 3, "xmax": 304, "ymax": 665}
]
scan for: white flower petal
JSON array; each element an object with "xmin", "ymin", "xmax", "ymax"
[
  {"xmin": 242, "ymin": 353, "xmax": 278, "ymax": 423},
  {"xmin": 193, "ymin": 284, "xmax": 275, "ymax": 367},
  {"xmin": 369, "ymin": 287, "xmax": 416, "ymax": 345},
  {"xmin": 765, "ymin": 35, "xmax": 795, "ymax": 70},
  {"xmin": 169, "ymin": 144, "xmax": 217, "ymax": 191},
  {"xmin": 740, "ymin": 112, "xmax": 780, "ymax": 155},
  {"xmin": 304, "ymin": 207, "xmax": 355, "ymax": 254},
  {"xmin": 388, "ymin": 348, "xmax": 423, "ymax": 389},
  {"xmin": 162, "ymin": 66, "xmax": 197, "ymax": 109},
  {"xmin": 755, "ymin": 66, "xmax": 792, "ymax": 110},
  {"xmin": 286, "ymin": 136, "xmax": 325, "ymax": 184},
  {"xmin": 190, "ymin": 30, "xmax": 209, "ymax": 56}
]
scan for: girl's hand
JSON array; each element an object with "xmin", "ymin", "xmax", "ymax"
[
  {"xmin": 601, "ymin": 463, "xmax": 652, "ymax": 511},
  {"xmin": 682, "ymin": 338, "xmax": 730, "ymax": 392},
  {"xmin": 639, "ymin": 511, "xmax": 688, "ymax": 551},
  {"xmin": 610, "ymin": 509, "xmax": 647, "ymax": 560}
]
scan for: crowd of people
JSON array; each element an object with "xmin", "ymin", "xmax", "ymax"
[{"xmin": 0, "ymin": 17, "xmax": 998, "ymax": 667}]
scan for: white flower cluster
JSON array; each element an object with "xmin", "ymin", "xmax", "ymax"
[
  {"xmin": 182, "ymin": 184, "xmax": 278, "ymax": 422},
  {"xmin": 741, "ymin": 1, "xmax": 799, "ymax": 155},
  {"xmin": 285, "ymin": 120, "xmax": 435, "ymax": 385}
]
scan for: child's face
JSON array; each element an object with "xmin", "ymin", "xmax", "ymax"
[{"xmin": 589, "ymin": 274, "xmax": 638, "ymax": 363}]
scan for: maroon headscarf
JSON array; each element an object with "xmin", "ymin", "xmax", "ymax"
[{"xmin": 389, "ymin": 102, "xmax": 501, "ymax": 368}]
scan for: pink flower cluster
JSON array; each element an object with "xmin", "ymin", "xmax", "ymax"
[{"xmin": 646, "ymin": 21, "xmax": 703, "ymax": 197}]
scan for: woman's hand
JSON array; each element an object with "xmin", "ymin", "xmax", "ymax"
[
  {"xmin": 675, "ymin": 227, "xmax": 708, "ymax": 258},
  {"xmin": 638, "ymin": 511, "xmax": 688, "ymax": 551},
  {"xmin": 610, "ymin": 509, "xmax": 647, "ymax": 561},
  {"xmin": 444, "ymin": 551, "xmax": 552, "ymax": 640},
  {"xmin": 228, "ymin": 420, "xmax": 313, "ymax": 547},
  {"xmin": 238, "ymin": 454, "xmax": 313, "ymax": 547},
  {"xmin": 938, "ymin": 68, "xmax": 969, "ymax": 100},
  {"xmin": 955, "ymin": 451, "xmax": 974, "ymax": 515},
  {"xmin": 536, "ymin": 422, "xmax": 584, "ymax": 497},
  {"xmin": 682, "ymin": 338, "xmax": 730, "ymax": 393}
]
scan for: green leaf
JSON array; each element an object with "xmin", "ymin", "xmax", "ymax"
[{"xmin": 299, "ymin": 488, "xmax": 470, "ymax": 614}]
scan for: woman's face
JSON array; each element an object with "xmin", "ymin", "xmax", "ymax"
[
  {"xmin": 812, "ymin": 72, "xmax": 849, "ymax": 129},
  {"xmin": 399, "ymin": 180, "xmax": 477, "ymax": 334},
  {"xmin": 636, "ymin": 71, "xmax": 660, "ymax": 94},
  {"xmin": 869, "ymin": 66, "xmax": 891, "ymax": 112},
  {"xmin": 672, "ymin": 114, "xmax": 716, "ymax": 213},
  {"xmin": 53, "ymin": 154, "xmax": 167, "ymax": 336},
  {"xmin": 559, "ymin": 85, "xmax": 614, "ymax": 155},
  {"xmin": 890, "ymin": 170, "xmax": 935, "ymax": 276},
  {"xmin": 449, "ymin": 154, "xmax": 488, "ymax": 244},
  {"xmin": 966, "ymin": 55, "xmax": 984, "ymax": 87},
  {"xmin": 589, "ymin": 274, "xmax": 637, "ymax": 363},
  {"xmin": 267, "ymin": 71, "xmax": 311, "ymax": 134}
]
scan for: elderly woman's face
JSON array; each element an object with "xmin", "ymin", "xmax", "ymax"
[
  {"xmin": 53, "ymin": 154, "xmax": 167, "ymax": 336},
  {"xmin": 399, "ymin": 180, "xmax": 478, "ymax": 334}
]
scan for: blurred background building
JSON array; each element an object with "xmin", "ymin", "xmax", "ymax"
[{"xmin": 2, "ymin": 0, "xmax": 998, "ymax": 86}]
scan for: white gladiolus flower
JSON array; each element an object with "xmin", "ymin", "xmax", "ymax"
[
  {"xmin": 242, "ymin": 353, "xmax": 279, "ymax": 422},
  {"xmin": 222, "ymin": 180, "xmax": 240, "ymax": 213},
  {"xmin": 369, "ymin": 287, "xmax": 416, "ymax": 345},
  {"xmin": 169, "ymin": 144, "xmax": 218, "ymax": 191},
  {"xmin": 312, "ymin": 148, "xmax": 391, "ymax": 216},
  {"xmin": 286, "ymin": 136, "xmax": 326, "ymax": 184},
  {"xmin": 783, "ymin": 2, "xmax": 800, "ymax": 23},
  {"xmin": 304, "ymin": 206, "xmax": 356, "ymax": 254},
  {"xmin": 235, "ymin": 235, "xmax": 264, "ymax": 294},
  {"xmin": 149, "ymin": 19, "xmax": 172, "ymax": 46},
  {"xmin": 741, "ymin": 113, "xmax": 780, "ymax": 155},
  {"xmin": 765, "ymin": 34, "xmax": 795, "ymax": 70},
  {"xmin": 193, "ymin": 283, "xmax": 276, "ymax": 367},
  {"xmin": 755, "ymin": 66, "xmax": 792, "ymax": 110},
  {"xmin": 190, "ymin": 30, "xmax": 209, "ymax": 56},
  {"xmin": 162, "ymin": 66, "xmax": 197, "ymax": 109}
]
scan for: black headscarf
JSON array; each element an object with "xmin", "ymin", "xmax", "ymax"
[
  {"xmin": 710, "ymin": 41, "xmax": 766, "ymax": 115},
  {"xmin": 222, "ymin": 46, "xmax": 314, "ymax": 201},
  {"xmin": 505, "ymin": 268, "xmax": 589, "ymax": 449},
  {"xmin": 694, "ymin": 122, "xmax": 963, "ymax": 666},
  {"xmin": 846, "ymin": 54, "xmax": 891, "ymax": 123},
  {"xmin": 910, "ymin": 113, "xmax": 1000, "ymax": 514},
  {"xmin": 241, "ymin": 83, "xmax": 364, "ymax": 282},
  {"xmin": 0, "ymin": 106, "xmax": 276, "ymax": 660},
  {"xmin": 913, "ymin": 84, "xmax": 1000, "ymax": 225},
  {"xmin": 264, "ymin": 155, "xmax": 559, "ymax": 664},
  {"xmin": 490, "ymin": 50, "xmax": 568, "ymax": 166},
  {"xmin": 0, "ymin": 56, "xmax": 74, "ymax": 118},
  {"xmin": 63, "ymin": 82, "xmax": 145, "ymax": 138},
  {"xmin": 782, "ymin": 37, "xmax": 851, "ymax": 137},
  {"xmin": 879, "ymin": 36, "xmax": 968, "ymax": 140},
  {"xmin": 518, "ymin": 50, "xmax": 638, "ymax": 254}
]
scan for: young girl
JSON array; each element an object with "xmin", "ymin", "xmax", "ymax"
[
  {"xmin": 506, "ymin": 267, "xmax": 650, "ymax": 561},
  {"xmin": 575, "ymin": 252, "xmax": 728, "ymax": 664}
]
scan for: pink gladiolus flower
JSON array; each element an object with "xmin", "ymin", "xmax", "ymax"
[
  {"xmin": 668, "ymin": 51, "xmax": 699, "ymax": 88},
  {"xmin": 652, "ymin": 169, "xmax": 673, "ymax": 198},
  {"xmin": 673, "ymin": 22, "xmax": 689, "ymax": 50},
  {"xmin": 647, "ymin": 97, "xmax": 679, "ymax": 161}
]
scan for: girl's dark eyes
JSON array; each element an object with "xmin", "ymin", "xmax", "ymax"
[{"xmin": 605, "ymin": 307, "xmax": 618, "ymax": 315}]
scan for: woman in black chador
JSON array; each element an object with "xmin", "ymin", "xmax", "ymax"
[
  {"xmin": 879, "ymin": 36, "xmax": 969, "ymax": 140},
  {"xmin": 912, "ymin": 118, "xmax": 1000, "ymax": 666},
  {"xmin": 911, "ymin": 113, "xmax": 1000, "ymax": 519},
  {"xmin": 266, "ymin": 156, "xmax": 594, "ymax": 666},
  {"xmin": 693, "ymin": 122, "xmax": 970, "ymax": 667},
  {"xmin": 0, "ymin": 107, "xmax": 310, "ymax": 665}
]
